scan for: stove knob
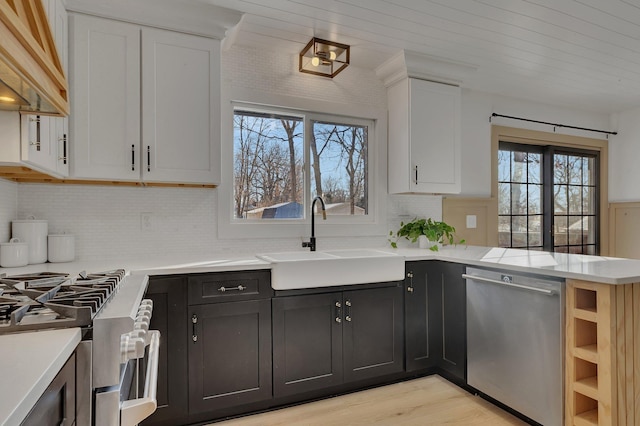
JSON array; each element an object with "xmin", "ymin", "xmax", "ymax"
[
  {"xmin": 120, "ymin": 333, "xmax": 145, "ymax": 362},
  {"xmin": 133, "ymin": 319, "xmax": 149, "ymax": 332},
  {"xmin": 136, "ymin": 309, "xmax": 152, "ymax": 319},
  {"xmin": 130, "ymin": 329, "xmax": 146, "ymax": 339},
  {"xmin": 138, "ymin": 301, "xmax": 152, "ymax": 311}
]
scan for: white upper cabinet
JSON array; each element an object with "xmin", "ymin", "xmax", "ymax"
[
  {"xmin": 387, "ymin": 78, "xmax": 461, "ymax": 194},
  {"xmin": 70, "ymin": 14, "xmax": 220, "ymax": 185},
  {"xmin": 70, "ymin": 15, "xmax": 142, "ymax": 181},
  {"xmin": 20, "ymin": 0, "xmax": 69, "ymax": 177},
  {"xmin": 141, "ymin": 29, "xmax": 219, "ymax": 184}
]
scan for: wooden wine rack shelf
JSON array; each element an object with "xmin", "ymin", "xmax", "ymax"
[{"xmin": 566, "ymin": 279, "xmax": 640, "ymax": 426}]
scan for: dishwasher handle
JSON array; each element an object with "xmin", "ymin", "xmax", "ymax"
[{"xmin": 462, "ymin": 273, "xmax": 557, "ymax": 296}]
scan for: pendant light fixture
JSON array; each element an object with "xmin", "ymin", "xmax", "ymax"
[{"xmin": 299, "ymin": 37, "xmax": 350, "ymax": 78}]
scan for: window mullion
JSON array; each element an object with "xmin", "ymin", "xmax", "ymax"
[{"xmin": 543, "ymin": 147, "xmax": 554, "ymax": 252}]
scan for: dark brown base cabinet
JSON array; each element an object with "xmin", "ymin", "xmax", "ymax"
[
  {"xmin": 143, "ymin": 270, "xmax": 273, "ymax": 426},
  {"xmin": 143, "ymin": 275, "xmax": 189, "ymax": 425},
  {"xmin": 436, "ymin": 261, "xmax": 466, "ymax": 381},
  {"xmin": 188, "ymin": 299, "xmax": 272, "ymax": 413},
  {"xmin": 404, "ymin": 261, "xmax": 466, "ymax": 382},
  {"xmin": 272, "ymin": 284, "xmax": 404, "ymax": 398},
  {"xmin": 404, "ymin": 261, "xmax": 438, "ymax": 372},
  {"xmin": 21, "ymin": 353, "xmax": 76, "ymax": 426},
  {"xmin": 187, "ymin": 271, "xmax": 273, "ymax": 414},
  {"xmin": 143, "ymin": 265, "xmax": 466, "ymax": 426}
]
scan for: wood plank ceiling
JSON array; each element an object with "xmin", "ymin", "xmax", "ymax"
[{"xmin": 201, "ymin": 0, "xmax": 640, "ymax": 114}]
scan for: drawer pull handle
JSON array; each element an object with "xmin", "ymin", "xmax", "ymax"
[{"xmin": 218, "ymin": 285, "xmax": 246, "ymax": 293}]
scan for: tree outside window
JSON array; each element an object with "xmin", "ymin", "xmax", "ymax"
[
  {"xmin": 233, "ymin": 110, "xmax": 369, "ymax": 220},
  {"xmin": 498, "ymin": 142, "xmax": 599, "ymax": 254}
]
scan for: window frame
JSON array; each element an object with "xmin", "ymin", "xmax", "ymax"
[
  {"xmin": 218, "ymin": 87, "xmax": 388, "ymax": 240},
  {"xmin": 498, "ymin": 141, "xmax": 600, "ymax": 253},
  {"xmin": 491, "ymin": 125, "xmax": 609, "ymax": 255}
]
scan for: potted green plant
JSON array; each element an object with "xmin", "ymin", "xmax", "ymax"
[{"xmin": 389, "ymin": 218, "xmax": 465, "ymax": 251}]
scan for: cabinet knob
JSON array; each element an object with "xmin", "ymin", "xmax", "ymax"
[
  {"xmin": 335, "ymin": 301, "xmax": 341, "ymax": 308},
  {"xmin": 335, "ymin": 317, "xmax": 342, "ymax": 323},
  {"xmin": 345, "ymin": 315, "xmax": 352, "ymax": 322},
  {"xmin": 408, "ymin": 286, "xmax": 414, "ymax": 293}
]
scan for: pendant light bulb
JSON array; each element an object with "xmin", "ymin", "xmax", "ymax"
[
  {"xmin": 329, "ymin": 51, "xmax": 336, "ymax": 61},
  {"xmin": 311, "ymin": 56, "xmax": 320, "ymax": 67}
]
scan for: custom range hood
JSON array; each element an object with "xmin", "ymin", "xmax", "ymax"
[{"xmin": 0, "ymin": 0, "xmax": 68, "ymax": 115}]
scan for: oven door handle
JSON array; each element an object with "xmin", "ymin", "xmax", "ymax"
[{"xmin": 120, "ymin": 330, "xmax": 160, "ymax": 426}]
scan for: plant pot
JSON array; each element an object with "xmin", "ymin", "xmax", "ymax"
[{"xmin": 418, "ymin": 235, "xmax": 442, "ymax": 250}]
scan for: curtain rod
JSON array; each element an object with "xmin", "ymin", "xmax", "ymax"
[{"xmin": 490, "ymin": 113, "xmax": 617, "ymax": 137}]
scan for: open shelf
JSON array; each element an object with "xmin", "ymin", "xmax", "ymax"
[
  {"xmin": 575, "ymin": 288, "xmax": 597, "ymax": 312},
  {"xmin": 573, "ymin": 357, "xmax": 599, "ymax": 400},
  {"xmin": 574, "ymin": 392, "xmax": 598, "ymax": 426}
]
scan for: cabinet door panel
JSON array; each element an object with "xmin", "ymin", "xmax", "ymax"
[
  {"xmin": 142, "ymin": 29, "xmax": 220, "ymax": 184},
  {"xmin": 405, "ymin": 262, "xmax": 438, "ymax": 371},
  {"xmin": 272, "ymin": 293, "xmax": 343, "ymax": 397},
  {"xmin": 189, "ymin": 300, "xmax": 272, "ymax": 413},
  {"xmin": 143, "ymin": 276, "xmax": 188, "ymax": 425},
  {"xmin": 410, "ymin": 79, "xmax": 461, "ymax": 193},
  {"xmin": 22, "ymin": 353, "xmax": 75, "ymax": 426},
  {"xmin": 70, "ymin": 14, "xmax": 140, "ymax": 180},
  {"xmin": 437, "ymin": 262, "xmax": 466, "ymax": 381},
  {"xmin": 21, "ymin": 115, "xmax": 57, "ymax": 172},
  {"xmin": 343, "ymin": 286, "xmax": 403, "ymax": 382}
]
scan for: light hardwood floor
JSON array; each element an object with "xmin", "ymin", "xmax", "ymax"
[{"xmin": 212, "ymin": 376, "xmax": 527, "ymax": 425}]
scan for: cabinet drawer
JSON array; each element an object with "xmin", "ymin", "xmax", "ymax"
[{"xmin": 188, "ymin": 270, "xmax": 272, "ymax": 304}]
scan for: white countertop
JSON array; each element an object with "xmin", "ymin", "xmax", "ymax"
[
  {"xmin": 394, "ymin": 245, "xmax": 640, "ymax": 284},
  {"xmin": 2, "ymin": 245, "xmax": 640, "ymax": 423},
  {"xmin": 2, "ymin": 246, "xmax": 640, "ymax": 284},
  {"xmin": 0, "ymin": 328, "xmax": 81, "ymax": 426}
]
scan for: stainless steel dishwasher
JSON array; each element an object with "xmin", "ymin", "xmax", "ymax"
[{"xmin": 464, "ymin": 267, "xmax": 564, "ymax": 426}]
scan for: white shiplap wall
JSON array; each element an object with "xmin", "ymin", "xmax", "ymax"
[{"xmin": 12, "ymin": 45, "xmax": 442, "ymax": 260}]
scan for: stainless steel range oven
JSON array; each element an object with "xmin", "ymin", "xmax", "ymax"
[{"xmin": 0, "ymin": 270, "xmax": 160, "ymax": 425}]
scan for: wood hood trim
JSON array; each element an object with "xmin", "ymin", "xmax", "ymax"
[{"xmin": 0, "ymin": 0, "xmax": 69, "ymax": 115}]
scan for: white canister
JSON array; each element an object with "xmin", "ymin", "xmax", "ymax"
[
  {"xmin": 12, "ymin": 217, "xmax": 48, "ymax": 264},
  {"xmin": 48, "ymin": 234, "xmax": 75, "ymax": 263},
  {"xmin": 0, "ymin": 238, "xmax": 29, "ymax": 268}
]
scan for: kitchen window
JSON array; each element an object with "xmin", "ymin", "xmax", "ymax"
[
  {"xmin": 233, "ymin": 108, "xmax": 370, "ymax": 221},
  {"xmin": 498, "ymin": 141, "xmax": 600, "ymax": 254}
]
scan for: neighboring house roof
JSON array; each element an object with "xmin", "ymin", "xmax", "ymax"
[{"xmin": 246, "ymin": 202, "xmax": 303, "ymax": 219}]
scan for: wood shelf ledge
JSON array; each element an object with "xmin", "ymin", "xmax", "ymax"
[
  {"xmin": 572, "ymin": 307, "xmax": 598, "ymax": 322},
  {"xmin": 573, "ymin": 376, "xmax": 599, "ymax": 400},
  {"xmin": 0, "ymin": 166, "xmax": 217, "ymax": 188},
  {"xmin": 572, "ymin": 344, "xmax": 599, "ymax": 364}
]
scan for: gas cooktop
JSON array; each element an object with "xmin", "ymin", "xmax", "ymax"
[{"xmin": 0, "ymin": 270, "xmax": 126, "ymax": 334}]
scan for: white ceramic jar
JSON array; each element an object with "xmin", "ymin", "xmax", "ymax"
[
  {"xmin": 48, "ymin": 234, "xmax": 75, "ymax": 263},
  {"xmin": 0, "ymin": 238, "xmax": 29, "ymax": 268},
  {"xmin": 12, "ymin": 217, "xmax": 48, "ymax": 264}
]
